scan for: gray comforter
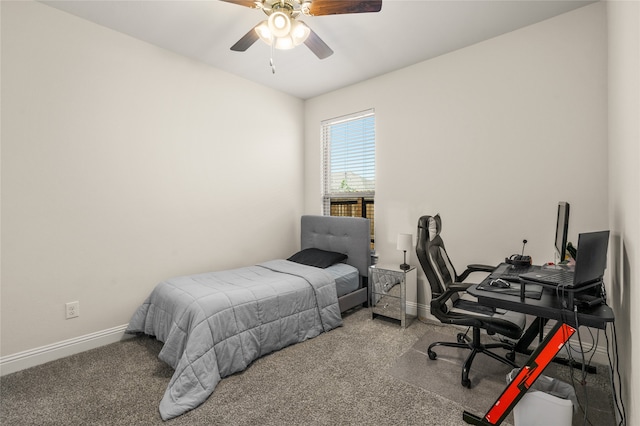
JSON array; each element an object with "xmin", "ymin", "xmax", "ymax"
[{"xmin": 126, "ymin": 259, "xmax": 343, "ymax": 420}]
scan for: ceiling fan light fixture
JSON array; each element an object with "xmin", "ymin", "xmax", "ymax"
[
  {"xmin": 274, "ymin": 35, "xmax": 295, "ymax": 50},
  {"xmin": 290, "ymin": 20, "xmax": 310, "ymax": 45},
  {"xmin": 268, "ymin": 11, "xmax": 291, "ymax": 38},
  {"xmin": 255, "ymin": 12, "xmax": 308, "ymax": 50},
  {"xmin": 255, "ymin": 20, "xmax": 273, "ymax": 43}
]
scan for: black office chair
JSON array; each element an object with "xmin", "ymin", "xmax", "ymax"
[{"xmin": 416, "ymin": 214, "xmax": 525, "ymax": 388}]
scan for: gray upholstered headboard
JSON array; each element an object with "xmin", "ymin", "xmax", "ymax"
[{"xmin": 300, "ymin": 215, "xmax": 371, "ymax": 277}]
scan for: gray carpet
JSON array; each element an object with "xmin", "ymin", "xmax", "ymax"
[
  {"xmin": 388, "ymin": 326, "xmax": 616, "ymax": 426},
  {"xmin": 0, "ymin": 308, "xmax": 614, "ymax": 425}
]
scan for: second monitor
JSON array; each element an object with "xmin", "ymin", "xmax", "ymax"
[{"xmin": 555, "ymin": 201, "xmax": 570, "ymax": 264}]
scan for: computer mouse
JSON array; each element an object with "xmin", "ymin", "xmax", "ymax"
[{"xmin": 489, "ymin": 279, "xmax": 511, "ymax": 288}]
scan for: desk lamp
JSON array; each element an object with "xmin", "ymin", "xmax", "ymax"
[{"xmin": 397, "ymin": 233, "xmax": 412, "ymax": 271}]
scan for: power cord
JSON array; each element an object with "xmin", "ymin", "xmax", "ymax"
[
  {"xmin": 599, "ymin": 282, "xmax": 626, "ymax": 426},
  {"xmin": 571, "ymin": 306, "xmax": 592, "ymax": 426},
  {"xmin": 568, "ymin": 283, "xmax": 626, "ymax": 426},
  {"xmin": 606, "ymin": 322, "xmax": 627, "ymax": 425},
  {"xmin": 558, "ymin": 302, "xmax": 606, "ymax": 426},
  {"xmin": 557, "ymin": 307, "xmax": 591, "ymax": 425},
  {"xmin": 566, "ymin": 326, "xmax": 597, "ymax": 356}
]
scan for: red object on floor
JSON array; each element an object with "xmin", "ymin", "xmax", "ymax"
[{"xmin": 483, "ymin": 322, "xmax": 576, "ymax": 425}]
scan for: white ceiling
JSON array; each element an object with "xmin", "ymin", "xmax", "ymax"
[{"xmin": 41, "ymin": 0, "xmax": 594, "ymax": 99}]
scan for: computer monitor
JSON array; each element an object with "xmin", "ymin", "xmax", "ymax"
[{"xmin": 555, "ymin": 202, "xmax": 570, "ymax": 263}]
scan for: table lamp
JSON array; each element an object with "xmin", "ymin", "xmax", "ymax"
[{"xmin": 397, "ymin": 233, "xmax": 412, "ymax": 271}]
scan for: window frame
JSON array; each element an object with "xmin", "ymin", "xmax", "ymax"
[{"xmin": 321, "ymin": 109, "xmax": 375, "ymax": 247}]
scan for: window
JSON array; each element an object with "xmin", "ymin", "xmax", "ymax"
[{"xmin": 322, "ymin": 109, "xmax": 375, "ymax": 248}]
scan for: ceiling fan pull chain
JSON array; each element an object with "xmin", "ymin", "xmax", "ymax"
[{"xmin": 270, "ymin": 43, "xmax": 276, "ymax": 74}]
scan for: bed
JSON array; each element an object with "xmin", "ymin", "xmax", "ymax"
[{"xmin": 125, "ymin": 215, "xmax": 371, "ymax": 420}]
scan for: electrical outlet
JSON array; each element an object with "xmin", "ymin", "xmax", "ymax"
[{"xmin": 66, "ymin": 301, "xmax": 80, "ymax": 319}]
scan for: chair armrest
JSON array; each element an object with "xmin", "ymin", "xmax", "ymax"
[
  {"xmin": 430, "ymin": 286, "xmax": 523, "ymax": 337},
  {"xmin": 430, "ymin": 282, "xmax": 472, "ymax": 309},
  {"xmin": 458, "ymin": 263, "xmax": 496, "ymax": 282},
  {"xmin": 448, "ymin": 282, "xmax": 473, "ymax": 292},
  {"xmin": 430, "ymin": 288, "xmax": 482, "ymax": 328}
]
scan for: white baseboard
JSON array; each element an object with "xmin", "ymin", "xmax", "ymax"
[
  {"xmin": 406, "ymin": 301, "xmax": 430, "ymax": 318},
  {"xmin": 0, "ymin": 324, "xmax": 131, "ymax": 376}
]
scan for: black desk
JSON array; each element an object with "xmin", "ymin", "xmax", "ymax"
[
  {"xmin": 469, "ymin": 280, "xmax": 614, "ymax": 330},
  {"xmin": 463, "ymin": 277, "xmax": 615, "ymax": 425}
]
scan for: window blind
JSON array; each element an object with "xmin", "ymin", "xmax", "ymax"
[{"xmin": 322, "ymin": 109, "xmax": 375, "ymax": 215}]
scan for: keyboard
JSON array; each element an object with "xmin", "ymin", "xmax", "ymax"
[{"xmin": 490, "ymin": 263, "xmax": 541, "ymax": 282}]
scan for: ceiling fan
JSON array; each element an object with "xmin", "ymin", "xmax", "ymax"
[{"xmin": 222, "ymin": 0, "xmax": 382, "ymax": 60}]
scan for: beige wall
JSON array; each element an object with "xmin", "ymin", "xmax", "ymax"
[
  {"xmin": 304, "ymin": 3, "xmax": 639, "ymax": 421},
  {"xmin": 607, "ymin": 1, "xmax": 640, "ymax": 424},
  {"xmin": 1, "ymin": 1, "xmax": 305, "ymax": 357},
  {"xmin": 2, "ymin": 2, "xmax": 638, "ymax": 422},
  {"xmin": 305, "ymin": 3, "xmax": 608, "ymax": 302}
]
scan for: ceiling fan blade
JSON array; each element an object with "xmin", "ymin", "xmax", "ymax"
[
  {"xmin": 304, "ymin": 28, "xmax": 333, "ymax": 59},
  {"xmin": 230, "ymin": 25, "xmax": 260, "ymax": 52},
  {"xmin": 220, "ymin": 0, "xmax": 259, "ymax": 9},
  {"xmin": 308, "ymin": 0, "xmax": 382, "ymax": 16}
]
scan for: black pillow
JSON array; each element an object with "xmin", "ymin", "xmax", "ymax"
[{"xmin": 287, "ymin": 248, "xmax": 348, "ymax": 268}]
